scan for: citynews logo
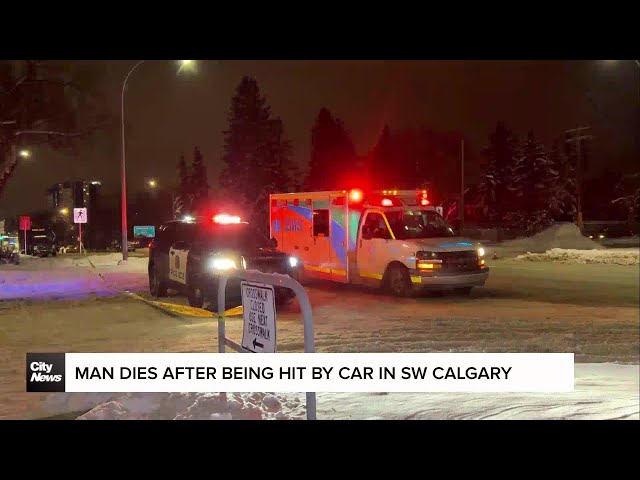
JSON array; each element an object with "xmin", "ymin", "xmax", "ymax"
[{"xmin": 26, "ymin": 353, "xmax": 65, "ymax": 392}]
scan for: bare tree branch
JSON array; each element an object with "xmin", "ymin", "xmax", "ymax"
[{"xmin": 14, "ymin": 130, "xmax": 84, "ymax": 137}]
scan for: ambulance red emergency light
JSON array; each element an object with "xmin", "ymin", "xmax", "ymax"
[{"xmin": 269, "ymin": 188, "xmax": 489, "ymax": 296}]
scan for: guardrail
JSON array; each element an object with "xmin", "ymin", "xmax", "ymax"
[{"xmin": 216, "ymin": 269, "xmax": 317, "ymax": 420}]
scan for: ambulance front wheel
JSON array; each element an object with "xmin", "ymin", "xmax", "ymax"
[{"xmin": 384, "ymin": 264, "xmax": 413, "ymax": 297}]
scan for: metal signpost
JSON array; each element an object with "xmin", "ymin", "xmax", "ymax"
[
  {"xmin": 216, "ymin": 270, "xmax": 317, "ymax": 420},
  {"xmin": 73, "ymin": 208, "xmax": 87, "ymax": 254},
  {"xmin": 19, "ymin": 215, "xmax": 30, "ymax": 254}
]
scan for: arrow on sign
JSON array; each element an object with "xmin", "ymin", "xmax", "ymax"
[{"xmin": 252, "ymin": 338, "xmax": 264, "ymax": 350}]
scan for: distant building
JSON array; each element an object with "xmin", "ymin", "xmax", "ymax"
[
  {"xmin": 47, "ymin": 180, "xmax": 102, "ymax": 214},
  {"xmin": 46, "ymin": 180, "xmax": 102, "ymax": 247}
]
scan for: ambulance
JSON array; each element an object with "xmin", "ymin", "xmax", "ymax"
[{"xmin": 269, "ymin": 188, "xmax": 489, "ymax": 296}]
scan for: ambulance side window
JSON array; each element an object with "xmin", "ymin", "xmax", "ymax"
[
  {"xmin": 364, "ymin": 213, "xmax": 391, "ymax": 240},
  {"xmin": 312, "ymin": 209, "xmax": 329, "ymax": 237}
]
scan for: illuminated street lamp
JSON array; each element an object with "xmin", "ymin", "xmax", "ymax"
[
  {"xmin": 60, "ymin": 208, "xmax": 69, "ymax": 215},
  {"xmin": 19, "ymin": 149, "xmax": 31, "ymax": 159},
  {"xmin": 178, "ymin": 60, "xmax": 195, "ymax": 73},
  {"xmin": 120, "ymin": 60, "xmax": 197, "ymax": 261},
  {"xmin": 145, "ymin": 179, "xmax": 177, "ymax": 220}
]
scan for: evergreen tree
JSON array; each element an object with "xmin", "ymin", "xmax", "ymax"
[
  {"xmin": 178, "ymin": 153, "xmax": 189, "ymax": 193},
  {"xmin": 478, "ymin": 122, "xmax": 518, "ymax": 225},
  {"xmin": 548, "ymin": 139, "xmax": 576, "ymax": 221},
  {"xmin": 189, "ymin": 146, "xmax": 209, "ymax": 212},
  {"xmin": 509, "ymin": 131, "xmax": 555, "ymax": 233},
  {"xmin": 369, "ymin": 125, "xmax": 392, "ymax": 188},
  {"xmin": 305, "ymin": 108, "xmax": 356, "ymax": 190},
  {"xmin": 220, "ymin": 77, "xmax": 295, "ymax": 230},
  {"xmin": 175, "ymin": 153, "xmax": 191, "ymax": 216}
]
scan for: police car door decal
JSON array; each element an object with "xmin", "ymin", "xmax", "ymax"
[{"xmin": 169, "ymin": 246, "xmax": 189, "ymax": 284}]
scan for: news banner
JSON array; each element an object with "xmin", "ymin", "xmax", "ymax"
[{"xmin": 27, "ymin": 352, "xmax": 574, "ymax": 393}]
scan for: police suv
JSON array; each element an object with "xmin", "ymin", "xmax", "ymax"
[{"xmin": 148, "ymin": 214, "xmax": 298, "ymax": 309}]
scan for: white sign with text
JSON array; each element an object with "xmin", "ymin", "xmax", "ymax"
[{"xmin": 241, "ymin": 282, "xmax": 276, "ymax": 353}]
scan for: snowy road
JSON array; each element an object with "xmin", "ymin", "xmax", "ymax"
[{"xmin": 1, "ymin": 253, "xmax": 638, "ymax": 419}]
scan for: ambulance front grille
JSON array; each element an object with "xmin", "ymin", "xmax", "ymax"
[{"xmin": 438, "ymin": 251, "xmax": 480, "ymax": 272}]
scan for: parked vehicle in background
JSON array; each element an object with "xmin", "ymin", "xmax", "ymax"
[
  {"xmin": 59, "ymin": 244, "xmax": 80, "ymax": 254},
  {"xmin": 0, "ymin": 246, "xmax": 20, "ymax": 265},
  {"xmin": 25, "ymin": 228, "xmax": 57, "ymax": 257},
  {"xmin": 30, "ymin": 240, "xmax": 57, "ymax": 257},
  {"xmin": 108, "ymin": 239, "xmax": 137, "ymax": 252}
]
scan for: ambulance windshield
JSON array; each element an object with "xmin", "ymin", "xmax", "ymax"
[{"xmin": 386, "ymin": 210, "xmax": 457, "ymax": 239}]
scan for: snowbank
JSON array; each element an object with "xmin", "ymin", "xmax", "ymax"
[
  {"xmin": 43, "ymin": 363, "xmax": 639, "ymax": 420},
  {"xmin": 490, "ymin": 223, "xmax": 603, "ymax": 258},
  {"xmin": 517, "ymin": 248, "xmax": 640, "ymax": 266},
  {"xmin": 6, "ymin": 253, "xmax": 148, "ymax": 270},
  {"xmin": 52, "ymin": 392, "xmax": 306, "ymax": 420}
]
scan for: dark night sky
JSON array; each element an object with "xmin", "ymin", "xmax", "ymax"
[{"xmin": 1, "ymin": 60, "xmax": 638, "ymax": 218}]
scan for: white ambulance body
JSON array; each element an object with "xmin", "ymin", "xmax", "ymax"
[{"xmin": 269, "ymin": 189, "xmax": 489, "ymax": 296}]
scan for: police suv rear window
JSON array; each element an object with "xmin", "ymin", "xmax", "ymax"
[{"xmin": 195, "ymin": 224, "xmax": 271, "ymax": 251}]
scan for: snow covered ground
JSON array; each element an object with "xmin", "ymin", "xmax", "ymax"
[
  {"xmin": 41, "ymin": 363, "xmax": 637, "ymax": 420},
  {"xmin": 600, "ymin": 236, "xmax": 640, "ymax": 248},
  {"xmin": 1, "ymin": 227, "xmax": 638, "ymax": 420},
  {"xmin": 516, "ymin": 248, "xmax": 640, "ymax": 266},
  {"xmin": 0, "ymin": 253, "xmax": 148, "ymax": 300}
]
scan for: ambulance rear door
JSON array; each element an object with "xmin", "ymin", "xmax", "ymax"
[
  {"xmin": 329, "ymin": 193, "xmax": 348, "ymax": 283},
  {"xmin": 307, "ymin": 195, "xmax": 332, "ymax": 279}
]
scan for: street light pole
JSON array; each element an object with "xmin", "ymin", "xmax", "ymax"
[
  {"xmin": 460, "ymin": 139, "xmax": 465, "ymax": 233},
  {"xmin": 121, "ymin": 60, "xmax": 195, "ymax": 260},
  {"xmin": 121, "ymin": 60, "xmax": 145, "ymax": 262}
]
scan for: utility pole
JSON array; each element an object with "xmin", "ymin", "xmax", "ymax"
[
  {"xmin": 565, "ymin": 126, "xmax": 594, "ymax": 233},
  {"xmin": 460, "ymin": 139, "xmax": 465, "ymax": 233}
]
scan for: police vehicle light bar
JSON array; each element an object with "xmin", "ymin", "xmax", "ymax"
[{"xmin": 213, "ymin": 214, "xmax": 241, "ymax": 224}]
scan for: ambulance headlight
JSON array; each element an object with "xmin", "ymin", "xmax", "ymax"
[
  {"xmin": 209, "ymin": 258, "xmax": 237, "ymax": 270},
  {"xmin": 478, "ymin": 247, "xmax": 485, "ymax": 257},
  {"xmin": 288, "ymin": 256, "xmax": 298, "ymax": 268}
]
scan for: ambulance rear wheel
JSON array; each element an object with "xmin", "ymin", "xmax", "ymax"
[{"xmin": 385, "ymin": 265, "xmax": 413, "ymax": 297}]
